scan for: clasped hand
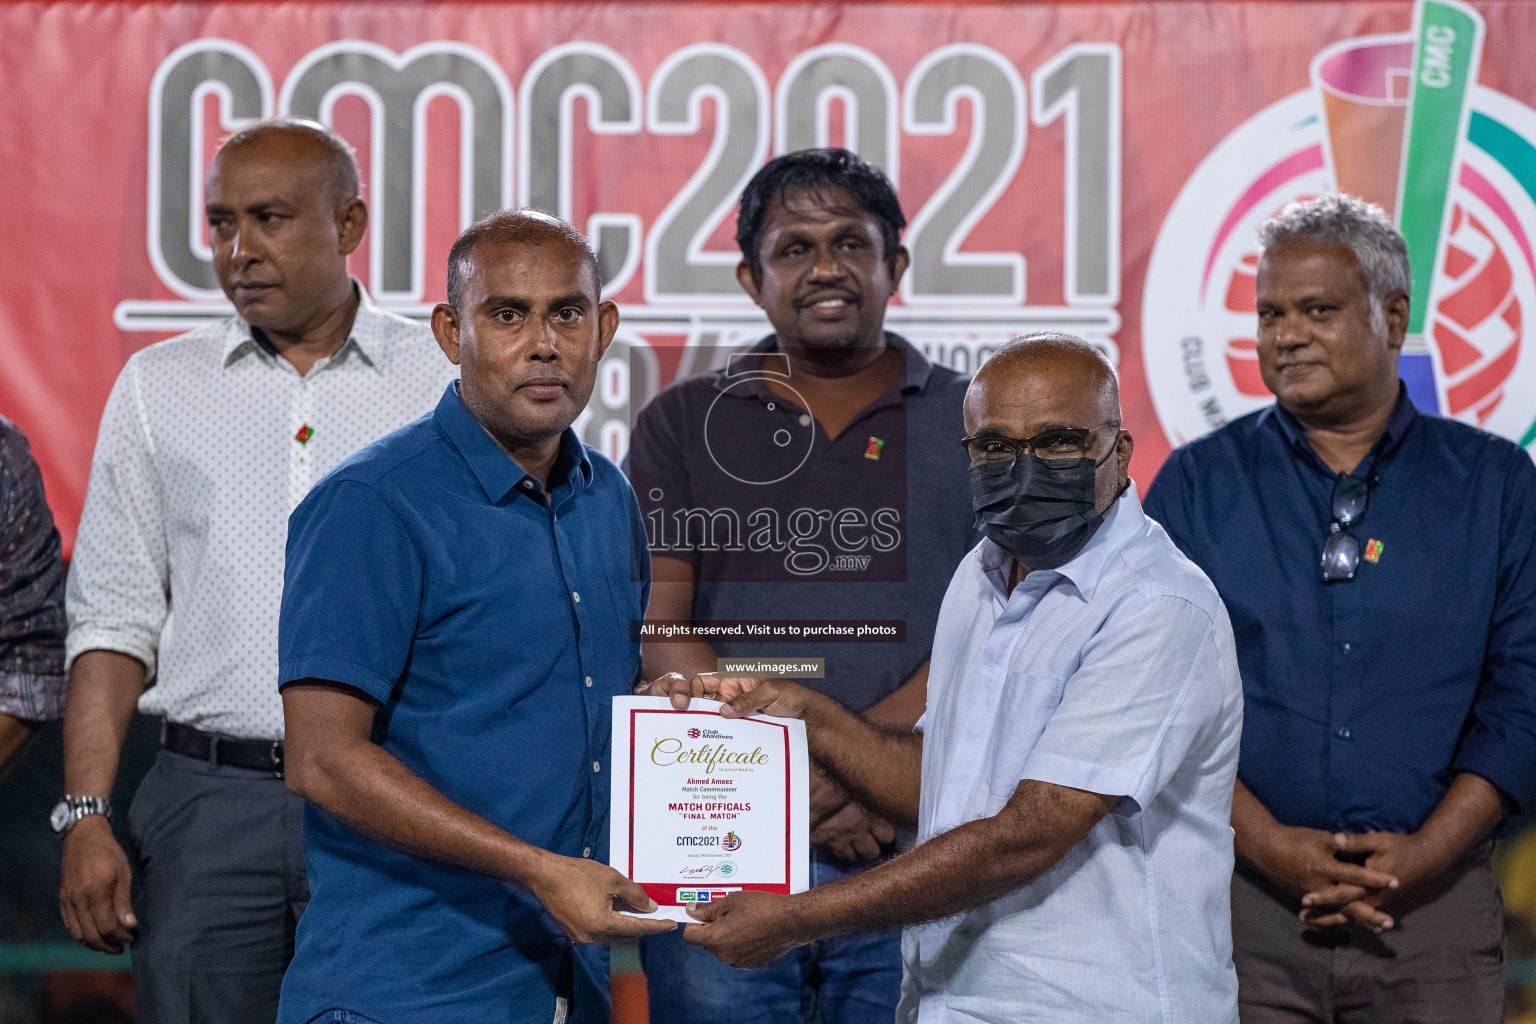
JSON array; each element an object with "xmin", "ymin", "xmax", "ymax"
[
  {"xmin": 1268, "ymin": 825, "xmax": 1450, "ymax": 933},
  {"xmin": 1300, "ymin": 830, "xmax": 1457, "ymax": 932}
]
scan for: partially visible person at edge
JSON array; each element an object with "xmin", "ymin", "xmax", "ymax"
[
  {"xmin": 0, "ymin": 417, "xmax": 66, "ymax": 779},
  {"xmin": 653, "ymin": 332, "xmax": 1244, "ymax": 1023},
  {"xmin": 625, "ymin": 148, "xmax": 976, "ymax": 1023},
  {"xmin": 1144, "ymin": 192, "xmax": 1536, "ymax": 1024},
  {"xmin": 56, "ymin": 118, "xmax": 457, "ymax": 1023},
  {"xmin": 276, "ymin": 211, "xmax": 674, "ymax": 1024}
]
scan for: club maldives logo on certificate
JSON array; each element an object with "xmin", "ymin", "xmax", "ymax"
[{"xmin": 610, "ymin": 696, "xmax": 810, "ymax": 922}]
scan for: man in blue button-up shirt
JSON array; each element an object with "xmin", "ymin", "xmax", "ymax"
[
  {"xmin": 1145, "ymin": 193, "xmax": 1536, "ymax": 1024},
  {"xmin": 276, "ymin": 211, "xmax": 674, "ymax": 1024}
]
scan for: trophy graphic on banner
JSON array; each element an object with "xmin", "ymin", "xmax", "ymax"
[{"xmin": 1311, "ymin": 0, "xmax": 1486, "ymax": 415}]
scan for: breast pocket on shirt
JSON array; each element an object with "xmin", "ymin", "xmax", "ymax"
[
  {"xmin": 983, "ymin": 672, "xmax": 1067, "ymax": 811},
  {"xmin": 602, "ymin": 574, "xmax": 645, "ymax": 677},
  {"xmin": 602, "ymin": 573, "xmax": 644, "ymax": 628}
]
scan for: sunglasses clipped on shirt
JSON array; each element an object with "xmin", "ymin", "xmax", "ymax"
[{"xmin": 1320, "ymin": 472, "xmax": 1373, "ymax": 583}]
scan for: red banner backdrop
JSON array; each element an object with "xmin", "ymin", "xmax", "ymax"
[{"xmin": 3, "ymin": 0, "xmax": 1535, "ymax": 554}]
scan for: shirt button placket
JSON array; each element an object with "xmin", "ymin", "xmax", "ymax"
[
  {"xmin": 548, "ymin": 513, "xmax": 601, "ymax": 846},
  {"xmin": 288, "ymin": 376, "xmax": 313, "ymax": 513},
  {"xmin": 1327, "ymin": 572, "xmax": 1365, "ymax": 825}
]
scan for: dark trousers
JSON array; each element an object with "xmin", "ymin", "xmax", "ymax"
[
  {"xmin": 1232, "ymin": 846, "xmax": 1504, "ymax": 1024},
  {"xmin": 127, "ymin": 747, "xmax": 309, "ymax": 1024}
]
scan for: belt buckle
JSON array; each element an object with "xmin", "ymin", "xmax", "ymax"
[{"xmin": 271, "ymin": 740, "xmax": 284, "ymax": 779}]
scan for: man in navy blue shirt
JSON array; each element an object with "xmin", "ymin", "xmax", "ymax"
[
  {"xmin": 1145, "ymin": 193, "xmax": 1536, "ymax": 1023},
  {"xmin": 276, "ymin": 211, "xmax": 674, "ymax": 1024}
]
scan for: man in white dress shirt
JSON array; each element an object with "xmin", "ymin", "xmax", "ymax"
[
  {"xmin": 656, "ymin": 332, "xmax": 1244, "ymax": 1023},
  {"xmin": 55, "ymin": 119, "xmax": 456, "ymax": 1023}
]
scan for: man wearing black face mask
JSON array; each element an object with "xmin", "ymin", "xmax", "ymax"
[
  {"xmin": 966, "ymin": 402, "xmax": 1122, "ymax": 570},
  {"xmin": 652, "ymin": 333, "xmax": 1245, "ymax": 1023}
]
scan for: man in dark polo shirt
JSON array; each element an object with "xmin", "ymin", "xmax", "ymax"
[
  {"xmin": 275, "ymin": 211, "xmax": 673, "ymax": 1024},
  {"xmin": 626, "ymin": 148, "xmax": 975, "ymax": 1022},
  {"xmin": 1144, "ymin": 193, "xmax": 1536, "ymax": 1023}
]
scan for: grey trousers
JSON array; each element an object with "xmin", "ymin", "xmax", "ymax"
[
  {"xmin": 1232, "ymin": 846, "xmax": 1505, "ymax": 1024},
  {"xmin": 127, "ymin": 746, "xmax": 309, "ymax": 1024}
]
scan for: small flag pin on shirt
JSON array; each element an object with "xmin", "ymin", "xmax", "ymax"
[
  {"xmin": 294, "ymin": 424, "xmax": 314, "ymax": 445},
  {"xmin": 864, "ymin": 437, "xmax": 885, "ymax": 461}
]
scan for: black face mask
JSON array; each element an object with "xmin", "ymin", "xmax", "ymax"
[{"xmin": 969, "ymin": 450, "xmax": 1115, "ymax": 571}]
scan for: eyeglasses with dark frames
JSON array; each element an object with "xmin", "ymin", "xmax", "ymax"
[
  {"xmin": 1320, "ymin": 472, "xmax": 1372, "ymax": 582},
  {"xmin": 960, "ymin": 421, "xmax": 1121, "ymax": 470}
]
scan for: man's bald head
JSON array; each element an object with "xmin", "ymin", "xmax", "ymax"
[
  {"xmin": 203, "ymin": 117, "xmax": 367, "ymax": 334},
  {"xmin": 964, "ymin": 331, "xmax": 1132, "ymax": 523},
  {"xmin": 215, "ymin": 118, "xmax": 360, "ymax": 209},
  {"xmin": 971, "ymin": 332, "xmax": 1121, "ymax": 425},
  {"xmin": 446, "ymin": 210, "xmax": 601, "ymax": 313}
]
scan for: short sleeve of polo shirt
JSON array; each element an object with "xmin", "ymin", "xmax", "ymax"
[
  {"xmin": 625, "ymin": 391, "xmax": 697, "ymax": 569},
  {"xmin": 1020, "ymin": 594, "xmax": 1227, "ymax": 815},
  {"xmin": 279, "ymin": 477, "xmax": 423, "ymax": 704}
]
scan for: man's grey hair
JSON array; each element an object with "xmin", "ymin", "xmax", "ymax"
[{"xmin": 1257, "ymin": 194, "xmax": 1410, "ymax": 333}]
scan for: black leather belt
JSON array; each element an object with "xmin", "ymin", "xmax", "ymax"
[{"xmin": 161, "ymin": 720, "xmax": 284, "ymax": 777}]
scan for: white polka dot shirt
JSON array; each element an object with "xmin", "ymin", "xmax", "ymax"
[{"xmin": 65, "ymin": 290, "xmax": 459, "ymax": 739}]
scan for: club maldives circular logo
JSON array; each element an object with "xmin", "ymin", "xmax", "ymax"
[
  {"xmin": 1144, "ymin": 8, "xmax": 1536, "ymax": 454},
  {"xmin": 688, "ymin": 728, "xmax": 702, "ymax": 739}
]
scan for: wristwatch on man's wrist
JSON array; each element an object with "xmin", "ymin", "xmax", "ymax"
[{"xmin": 50, "ymin": 795, "xmax": 112, "ymax": 835}]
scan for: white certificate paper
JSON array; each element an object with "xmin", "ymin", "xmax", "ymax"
[{"xmin": 610, "ymin": 696, "xmax": 810, "ymax": 922}]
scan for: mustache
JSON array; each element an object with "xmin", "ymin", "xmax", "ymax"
[{"xmin": 793, "ymin": 290, "xmax": 859, "ymax": 309}]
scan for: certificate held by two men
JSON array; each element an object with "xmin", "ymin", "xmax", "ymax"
[{"xmin": 610, "ymin": 696, "xmax": 811, "ymax": 921}]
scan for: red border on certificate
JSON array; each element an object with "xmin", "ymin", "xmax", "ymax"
[
  {"xmin": 630, "ymin": 709, "xmax": 793, "ymax": 905},
  {"xmin": 612, "ymin": 698, "xmax": 808, "ymax": 912}
]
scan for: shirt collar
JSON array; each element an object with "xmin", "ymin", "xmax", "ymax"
[
  {"xmin": 710, "ymin": 331, "xmax": 934, "ymax": 399},
  {"xmin": 1265, "ymin": 381, "xmax": 1418, "ymax": 474},
  {"xmin": 221, "ymin": 280, "xmax": 390, "ymax": 372},
  {"xmin": 1375, "ymin": 382, "xmax": 1418, "ymax": 455},
  {"xmin": 433, "ymin": 381, "xmax": 592, "ymax": 504},
  {"xmin": 979, "ymin": 480, "xmax": 1147, "ymax": 602}
]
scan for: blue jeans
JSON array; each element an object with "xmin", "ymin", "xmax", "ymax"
[
  {"xmin": 305, "ymin": 1012, "xmax": 383, "ymax": 1024},
  {"xmin": 640, "ymin": 856, "xmax": 902, "ymax": 1024}
]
